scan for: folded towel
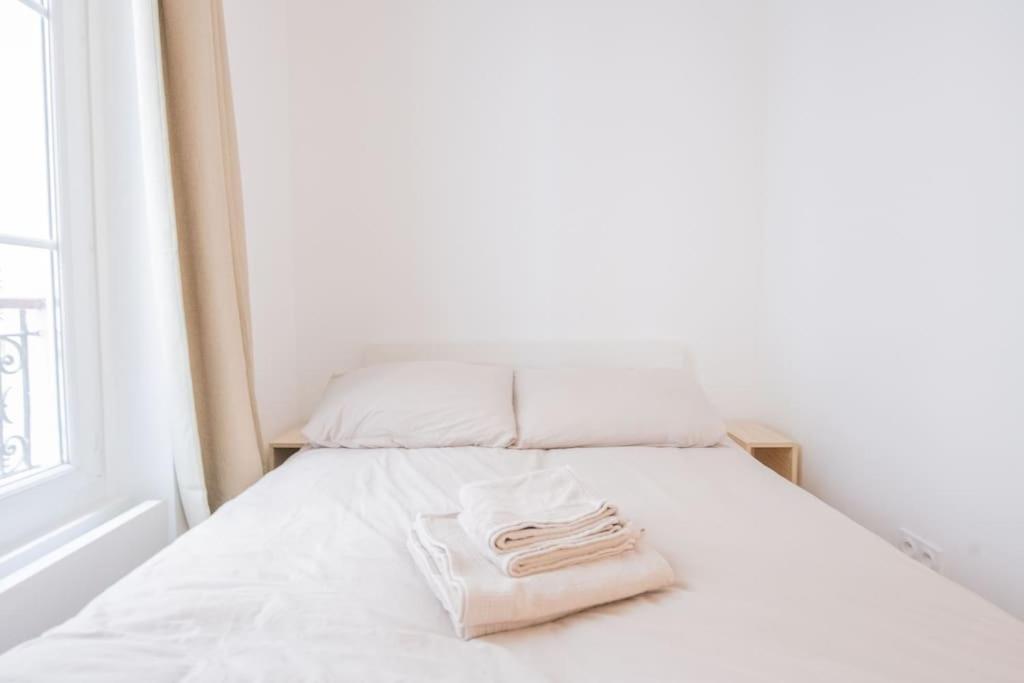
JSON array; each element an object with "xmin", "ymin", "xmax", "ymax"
[
  {"xmin": 408, "ymin": 512, "xmax": 674, "ymax": 640},
  {"xmin": 459, "ymin": 510, "xmax": 640, "ymax": 577},
  {"xmin": 458, "ymin": 466, "xmax": 617, "ymax": 552}
]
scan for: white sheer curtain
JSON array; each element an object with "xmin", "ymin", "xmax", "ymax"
[{"xmin": 88, "ymin": 0, "xmax": 210, "ymax": 528}]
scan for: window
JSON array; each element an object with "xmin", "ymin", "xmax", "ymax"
[
  {"xmin": 0, "ymin": 0, "xmax": 104, "ymax": 554},
  {"xmin": 0, "ymin": 0, "xmax": 69, "ymax": 490}
]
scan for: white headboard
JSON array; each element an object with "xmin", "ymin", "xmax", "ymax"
[{"xmin": 359, "ymin": 341, "xmax": 693, "ymax": 373}]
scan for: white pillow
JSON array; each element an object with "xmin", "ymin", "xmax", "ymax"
[
  {"xmin": 303, "ymin": 361, "xmax": 516, "ymax": 448},
  {"xmin": 513, "ymin": 367, "xmax": 725, "ymax": 449}
]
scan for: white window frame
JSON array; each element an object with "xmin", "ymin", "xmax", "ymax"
[{"xmin": 0, "ymin": 0, "xmax": 106, "ymax": 556}]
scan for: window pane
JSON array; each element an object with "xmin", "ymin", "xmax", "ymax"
[
  {"xmin": 0, "ymin": 1, "xmax": 52, "ymax": 241},
  {"xmin": 0, "ymin": 244, "xmax": 64, "ymax": 481}
]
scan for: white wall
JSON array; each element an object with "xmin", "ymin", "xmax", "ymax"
[
  {"xmin": 225, "ymin": 0, "xmax": 770, "ymax": 423},
  {"xmin": 224, "ymin": 0, "xmax": 1024, "ymax": 617},
  {"xmin": 759, "ymin": 0, "xmax": 1024, "ymax": 616},
  {"xmin": 222, "ymin": 0, "xmax": 300, "ymax": 441}
]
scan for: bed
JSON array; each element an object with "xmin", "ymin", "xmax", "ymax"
[
  {"xmin": 1, "ymin": 344, "xmax": 1022, "ymax": 681},
  {"xmin": 2, "ymin": 443, "xmax": 1022, "ymax": 681}
]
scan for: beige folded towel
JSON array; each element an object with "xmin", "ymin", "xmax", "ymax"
[
  {"xmin": 408, "ymin": 512, "xmax": 674, "ymax": 640},
  {"xmin": 460, "ymin": 511, "xmax": 640, "ymax": 577},
  {"xmin": 458, "ymin": 466, "xmax": 618, "ymax": 552}
]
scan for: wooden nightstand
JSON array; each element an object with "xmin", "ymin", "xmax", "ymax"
[
  {"xmin": 727, "ymin": 421, "xmax": 801, "ymax": 485},
  {"xmin": 270, "ymin": 426, "xmax": 308, "ymax": 469}
]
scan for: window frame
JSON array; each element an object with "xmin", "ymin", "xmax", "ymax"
[{"xmin": 0, "ymin": 0, "xmax": 106, "ymax": 554}]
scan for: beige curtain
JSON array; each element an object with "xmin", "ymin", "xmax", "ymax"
[{"xmin": 159, "ymin": 0, "xmax": 265, "ymax": 509}]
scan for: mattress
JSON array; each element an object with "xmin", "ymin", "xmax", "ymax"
[{"xmin": 1, "ymin": 443, "xmax": 1022, "ymax": 681}]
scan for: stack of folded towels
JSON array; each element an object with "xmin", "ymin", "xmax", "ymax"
[{"xmin": 407, "ymin": 466, "xmax": 674, "ymax": 639}]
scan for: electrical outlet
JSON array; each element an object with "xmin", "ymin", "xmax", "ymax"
[{"xmin": 899, "ymin": 529, "xmax": 942, "ymax": 572}]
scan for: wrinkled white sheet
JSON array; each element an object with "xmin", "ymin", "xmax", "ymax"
[{"xmin": 2, "ymin": 444, "xmax": 1022, "ymax": 681}]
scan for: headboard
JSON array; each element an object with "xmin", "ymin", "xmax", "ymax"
[{"xmin": 358, "ymin": 341, "xmax": 693, "ymax": 373}]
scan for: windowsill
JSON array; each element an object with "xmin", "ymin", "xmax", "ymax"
[
  {"xmin": 0, "ymin": 498, "xmax": 134, "ymax": 580},
  {"xmin": 0, "ymin": 464, "xmax": 74, "ymax": 503}
]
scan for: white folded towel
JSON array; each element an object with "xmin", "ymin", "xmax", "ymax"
[
  {"xmin": 458, "ymin": 466, "xmax": 618, "ymax": 552},
  {"xmin": 408, "ymin": 512, "xmax": 674, "ymax": 640}
]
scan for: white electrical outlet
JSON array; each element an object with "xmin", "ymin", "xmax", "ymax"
[{"xmin": 899, "ymin": 529, "xmax": 942, "ymax": 572}]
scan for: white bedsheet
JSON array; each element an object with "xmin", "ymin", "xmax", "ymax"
[{"xmin": 1, "ymin": 444, "xmax": 1022, "ymax": 681}]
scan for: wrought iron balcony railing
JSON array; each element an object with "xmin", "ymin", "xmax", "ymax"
[{"xmin": 0, "ymin": 298, "xmax": 45, "ymax": 481}]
